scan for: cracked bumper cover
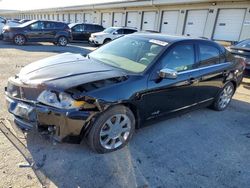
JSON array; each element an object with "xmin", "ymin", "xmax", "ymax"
[{"xmin": 5, "ymin": 94, "xmax": 95, "ymax": 142}]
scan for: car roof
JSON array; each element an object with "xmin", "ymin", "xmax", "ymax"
[{"xmin": 131, "ymin": 33, "xmax": 220, "ymax": 45}]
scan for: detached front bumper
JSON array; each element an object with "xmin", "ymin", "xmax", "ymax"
[{"xmin": 5, "ymin": 94, "xmax": 94, "ymax": 142}]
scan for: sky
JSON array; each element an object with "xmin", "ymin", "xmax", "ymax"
[{"xmin": 0, "ymin": 0, "xmax": 119, "ymax": 10}]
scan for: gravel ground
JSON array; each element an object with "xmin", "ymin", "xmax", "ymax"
[{"xmin": 0, "ymin": 40, "xmax": 250, "ymax": 188}]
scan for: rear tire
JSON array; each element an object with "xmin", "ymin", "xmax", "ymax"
[
  {"xmin": 13, "ymin": 34, "xmax": 26, "ymax": 45},
  {"xmin": 57, "ymin": 36, "xmax": 68, "ymax": 46},
  {"xmin": 211, "ymin": 82, "xmax": 235, "ymax": 111},
  {"xmin": 86, "ymin": 105, "xmax": 135, "ymax": 153}
]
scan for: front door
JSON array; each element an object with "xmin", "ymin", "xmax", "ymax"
[
  {"xmin": 26, "ymin": 21, "xmax": 45, "ymax": 42},
  {"xmin": 143, "ymin": 43, "xmax": 200, "ymax": 119}
]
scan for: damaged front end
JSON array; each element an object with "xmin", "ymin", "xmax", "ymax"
[
  {"xmin": 5, "ymin": 77, "xmax": 104, "ymax": 143},
  {"xmin": 5, "ymin": 74, "xmax": 127, "ymax": 143}
]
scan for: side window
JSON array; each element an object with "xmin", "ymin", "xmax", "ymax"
[
  {"xmin": 98, "ymin": 25, "xmax": 104, "ymax": 30},
  {"xmin": 45, "ymin": 22, "xmax": 55, "ymax": 29},
  {"xmin": 85, "ymin": 24, "xmax": 91, "ymax": 31},
  {"xmin": 55, "ymin": 22, "xmax": 64, "ymax": 29},
  {"xmin": 161, "ymin": 44, "xmax": 195, "ymax": 72},
  {"xmin": 124, "ymin": 29, "xmax": 136, "ymax": 34},
  {"xmin": 116, "ymin": 29, "xmax": 124, "ymax": 34},
  {"xmin": 30, "ymin": 22, "xmax": 45, "ymax": 30},
  {"xmin": 199, "ymin": 44, "xmax": 220, "ymax": 66},
  {"xmin": 72, "ymin": 24, "xmax": 83, "ymax": 32}
]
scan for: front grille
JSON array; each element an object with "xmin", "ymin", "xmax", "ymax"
[{"xmin": 7, "ymin": 81, "xmax": 42, "ymax": 101}]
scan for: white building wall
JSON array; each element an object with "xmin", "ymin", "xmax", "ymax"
[{"xmin": 1, "ymin": 0, "xmax": 250, "ymax": 41}]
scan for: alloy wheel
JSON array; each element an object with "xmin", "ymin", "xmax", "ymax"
[
  {"xmin": 14, "ymin": 35, "xmax": 25, "ymax": 45},
  {"xmin": 218, "ymin": 84, "xmax": 234, "ymax": 109},
  {"xmin": 58, "ymin": 37, "xmax": 67, "ymax": 46},
  {"xmin": 99, "ymin": 114, "xmax": 131, "ymax": 150}
]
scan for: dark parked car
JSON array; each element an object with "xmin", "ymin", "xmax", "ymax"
[
  {"xmin": 228, "ymin": 39, "xmax": 250, "ymax": 70},
  {"xmin": 69, "ymin": 23, "xmax": 104, "ymax": 41},
  {"xmin": 2, "ymin": 20, "xmax": 72, "ymax": 46},
  {"xmin": 5, "ymin": 34, "xmax": 244, "ymax": 153}
]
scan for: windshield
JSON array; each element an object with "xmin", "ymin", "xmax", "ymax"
[
  {"xmin": 103, "ymin": 27, "xmax": 116, "ymax": 33},
  {"xmin": 89, "ymin": 36, "xmax": 166, "ymax": 73},
  {"xmin": 235, "ymin": 39, "xmax": 250, "ymax": 48},
  {"xmin": 19, "ymin": 20, "xmax": 36, "ymax": 27}
]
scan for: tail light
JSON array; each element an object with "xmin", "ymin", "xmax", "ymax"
[{"xmin": 65, "ymin": 28, "xmax": 71, "ymax": 33}]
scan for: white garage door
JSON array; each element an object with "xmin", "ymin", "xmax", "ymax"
[
  {"xmin": 213, "ymin": 9, "xmax": 246, "ymax": 41},
  {"xmin": 142, "ymin": 11, "xmax": 157, "ymax": 31},
  {"xmin": 126, "ymin": 12, "xmax": 138, "ymax": 28},
  {"xmin": 75, "ymin": 13, "xmax": 83, "ymax": 23},
  {"xmin": 102, "ymin": 12, "xmax": 112, "ymax": 28},
  {"xmin": 113, "ymin": 12, "xmax": 124, "ymax": 27},
  {"xmin": 184, "ymin": 10, "xmax": 208, "ymax": 37},
  {"xmin": 84, "ymin": 13, "xmax": 92, "ymax": 23},
  {"xmin": 68, "ymin": 13, "xmax": 75, "ymax": 23},
  {"xmin": 59, "ymin": 14, "xmax": 63, "ymax": 22},
  {"xmin": 161, "ymin": 10, "xmax": 179, "ymax": 35}
]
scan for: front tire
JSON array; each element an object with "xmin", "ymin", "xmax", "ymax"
[
  {"xmin": 57, "ymin": 36, "xmax": 68, "ymax": 46},
  {"xmin": 212, "ymin": 82, "xmax": 235, "ymax": 111},
  {"xmin": 13, "ymin": 34, "xmax": 26, "ymax": 45},
  {"xmin": 103, "ymin": 38, "xmax": 111, "ymax": 44},
  {"xmin": 86, "ymin": 105, "xmax": 135, "ymax": 153}
]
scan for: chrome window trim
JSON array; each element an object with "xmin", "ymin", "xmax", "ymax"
[{"xmin": 178, "ymin": 62, "xmax": 230, "ymax": 75}]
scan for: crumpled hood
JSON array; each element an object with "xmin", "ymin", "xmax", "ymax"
[{"xmin": 18, "ymin": 53, "xmax": 126, "ymax": 90}]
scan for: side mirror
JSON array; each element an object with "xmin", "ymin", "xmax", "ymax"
[
  {"xmin": 113, "ymin": 31, "xmax": 118, "ymax": 35},
  {"xmin": 159, "ymin": 68, "xmax": 178, "ymax": 79}
]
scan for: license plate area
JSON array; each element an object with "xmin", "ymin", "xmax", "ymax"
[{"xmin": 6, "ymin": 97, "xmax": 36, "ymax": 122}]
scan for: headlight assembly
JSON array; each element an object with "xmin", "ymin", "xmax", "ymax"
[{"xmin": 37, "ymin": 90, "xmax": 86, "ymax": 109}]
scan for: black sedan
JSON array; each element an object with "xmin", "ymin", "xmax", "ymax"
[
  {"xmin": 228, "ymin": 39, "xmax": 250, "ymax": 70},
  {"xmin": 2, "ymin": 20, "xmax": 72, "ymax": 46},
  {"xmin": 5, "ymin": 34, "xmax": 244, "ymax": 153},
  {"xmin": 69, "ymin": 23, "xmax": 104, "ymax": 41}
]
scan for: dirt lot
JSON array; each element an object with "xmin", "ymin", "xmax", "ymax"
[{"xmin": 0, "ymin": 41, "xmax": 250, "ymax": 188}]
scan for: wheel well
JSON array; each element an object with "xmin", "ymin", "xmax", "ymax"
[
  {"xmin": 14, "ymin": 34, "xmax": 26, "ymax": 40},
  {"xmin": 121, "ymin": 103, "xmax": 140, "ymax": 129},
  {"xmin": 80, "ymin": 102, "xmax": 140, "ymax": 140},
  {"xmin": 57, "ymin": 35, "xmax": 68, "ymax": 40},
  {"xmin": 104, "ymin": 38, "xmax": 111, "ymax": 42}
]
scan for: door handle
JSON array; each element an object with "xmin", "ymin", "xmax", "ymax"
[{"xmin": 189, "ymin": 77, "xmax": 200, "ymax": 84}]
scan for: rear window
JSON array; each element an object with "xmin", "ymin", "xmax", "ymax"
[{"xmin": 54, "ymin": 22, "xmax": 65, "ymax": 29}]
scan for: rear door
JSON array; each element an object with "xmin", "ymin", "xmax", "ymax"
[
  {"xmin": 145, "ymin": 42, "xmax": 200, "ymax": 119},
  {"xmin": 43, "ymin": 22, "xmax": 57, "ymax": 41},
  {"xmin": 195, "ymin": 42, "xmax": 230, "ymax": 102}
]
